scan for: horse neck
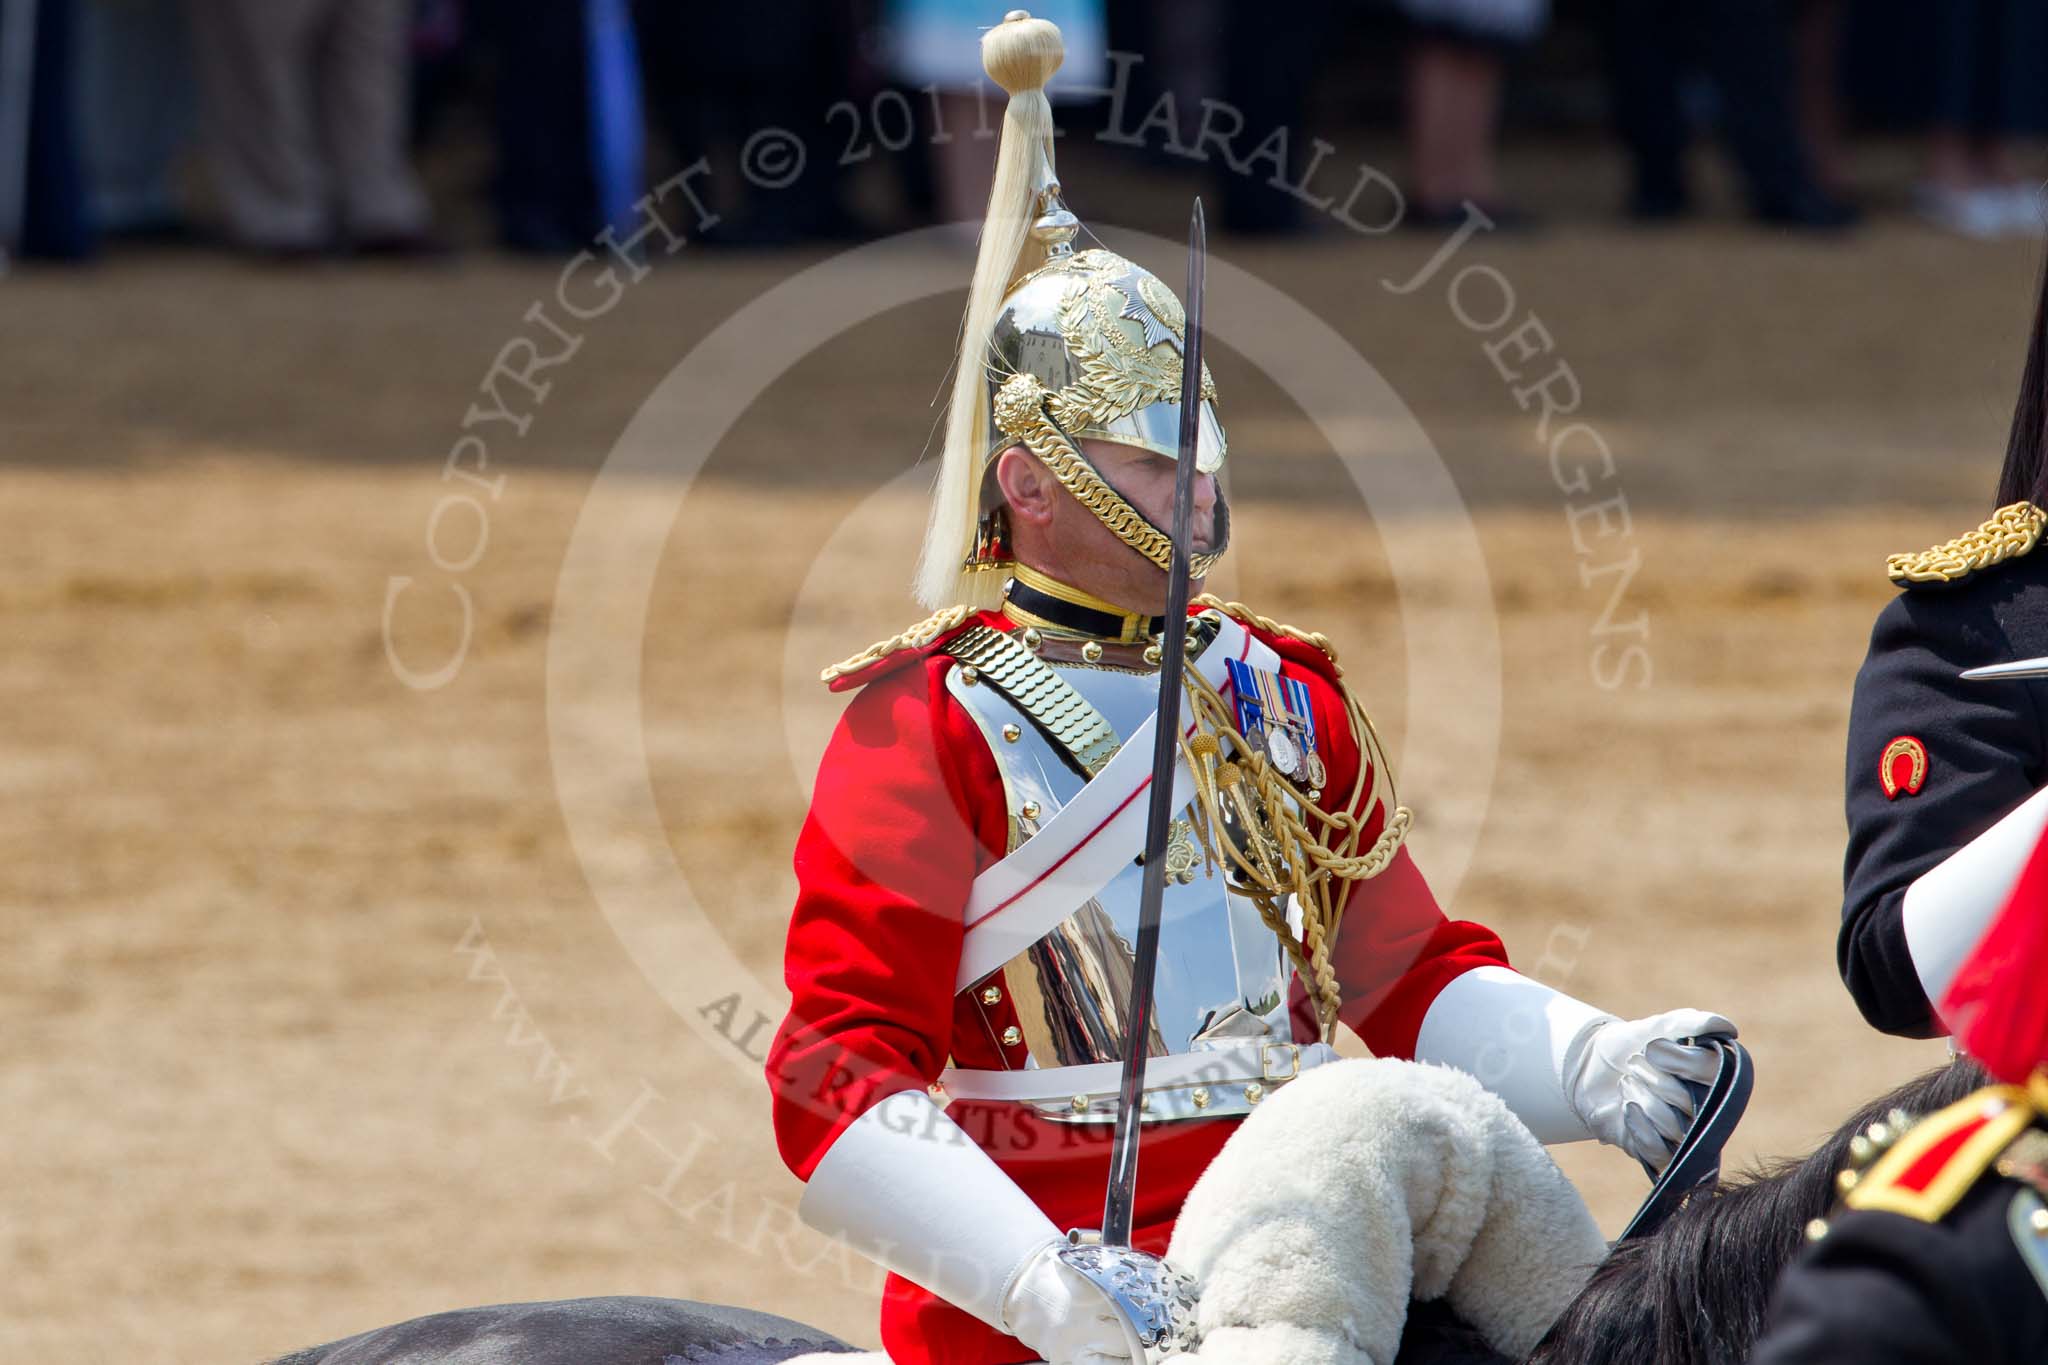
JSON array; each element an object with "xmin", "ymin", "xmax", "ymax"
[{"xmin": 1526, "ymin": 1058, "xmax": 1989, "ymax": 1365}]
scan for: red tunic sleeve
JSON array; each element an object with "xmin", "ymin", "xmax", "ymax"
[
  {"xmin": 1261, "ymin": 628, "xmax": 1511, "ymax": 1060},
  {"xmin": 764, "ymin": 653, "xmax": 1006, "ymax": 1181}
]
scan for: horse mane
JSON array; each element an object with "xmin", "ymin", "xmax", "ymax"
[{"xmin": 1525, "ymin": 1055, "xmax": 1987, "ymax": 1365}]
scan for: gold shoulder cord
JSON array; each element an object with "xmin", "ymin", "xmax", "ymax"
[
  {"xmin": 820, "ymin": 606, "xmax": 971, "ymax": 685},
  {"xmin": 1886, "ymin": 502, "xmax": 2046, "ymax": 587},
  {"xmin": 943, "ymin": 625, "xmax": 1122, "ymax": 775},
  {"xmin": 1181, "ymin": 596, "xmax": 1414, "ymax": 1042}
]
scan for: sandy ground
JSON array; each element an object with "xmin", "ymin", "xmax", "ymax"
[{"xmin": 3, "ymin": 199, "xmax": 2037, "ymax": 1360}]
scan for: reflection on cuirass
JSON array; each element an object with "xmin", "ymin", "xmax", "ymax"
[
  {"xmin": 946, "ymin": 646, "xmax": 1294, "ymax": 1084},
  {"xmin": 1008, "ymin": 899, "xmax": 1168, "ymax": 1066}
]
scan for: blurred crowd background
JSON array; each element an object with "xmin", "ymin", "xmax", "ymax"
[{"xmin": 7, "ymin": 0, "xmax": 2048, "ymax": 267}]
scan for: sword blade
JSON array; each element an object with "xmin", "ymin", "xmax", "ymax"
[
  {"xmin": 1101, "ymin": 200, "xmax": 1206, "ymax": 1248},
  {"xmin": 1961, "ymin": 656, "xmax": 2048, "ymax": 680}
]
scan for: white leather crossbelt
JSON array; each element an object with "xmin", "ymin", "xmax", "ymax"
[{"xmin": 953, "ymin": 610, "xmax": 1280, "ymax": 991}]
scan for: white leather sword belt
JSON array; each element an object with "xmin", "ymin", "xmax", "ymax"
[
  {"xmin": 939, "ymin": 1040, "xmax": 1341, "ymax": 1124},
  {"xmin": 937, "ymin": 608, "xmax": 1323, "ymax": 1125}
]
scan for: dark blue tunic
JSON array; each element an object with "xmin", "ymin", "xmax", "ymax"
[{"xmin": 1841, "ymin": 535, "xmax": 2048, "ymax": 1036}]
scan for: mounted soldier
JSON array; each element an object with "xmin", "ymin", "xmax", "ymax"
[
  {"xmin": 1839, "ymin": 239, "xmax": 2048, "ymax": 1039},
  {"xmin": 764, "ymin": 13, "xmax": 1737, "ymax": 1363},
  {"xmin": 1755, "ymin": 808, "xmax": 2048, "ymax": 1363}
]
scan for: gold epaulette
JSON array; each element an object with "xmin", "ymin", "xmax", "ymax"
[
  {"xmin": 1838, "ymin": 1084, "xmax": 2037, "ymax": 1223},
  {"xmin": 1886, "ymin": 502, "xmax": 2046, "ymax": 588},
  {"xmin": 819, "ymin": 606, "xmax": 971, "ymax": 686},
  {"xmin": 1194, "ymin": 594, "xmax": 1340, "ymax": 667},
  {"xmin": 942, "ymin": 625, "xmax": 1121, "ymax": 774}
]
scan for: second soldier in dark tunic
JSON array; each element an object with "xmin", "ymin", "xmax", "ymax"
[
  {"xmin": 1758, "ymin": 795, "xmax": 2048, "ymax": 1364},
  {"xmin": 1841, "ymin": 250, "xmax": 2048, "ymax": 1038}
]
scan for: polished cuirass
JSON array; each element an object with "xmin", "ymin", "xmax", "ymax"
[{"xmin": 940, "ymin": 627, "xmax": 1319, "ymax": 1124}]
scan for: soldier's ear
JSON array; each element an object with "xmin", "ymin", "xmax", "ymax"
[{"xmin": 994, "ymin": 446, "xmax": 1057, "ymax": 527}]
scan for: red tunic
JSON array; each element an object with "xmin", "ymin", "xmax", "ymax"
[{"xmin": 765, "ymin": 609, "xmax": 1511, "ymax": 1364}]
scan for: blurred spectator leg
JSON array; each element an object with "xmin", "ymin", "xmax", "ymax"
[
  {"xmin": 1792, "ymin": 0, "xmax": 1848, "ymax": 199},
  {"xmin": 1603, "ymin": 0, "xmax": 1690, "ymax": 219},
  {"xmin": 1405, "ymin": 37, "xmax": 1504, "ymax": 223},
  {"xmin": 316, "ymin": 0, "xmax": 433, "ymax": 253},
  {"xmin": 184, "ymin": 0, "xmax": 328, "ymax": 254},
  {"xmin": 1917, "ymin": 0, "xmax": 2012, "ymax": 237},
  {"xmin": 4, "ymin": 0, "xmax": 96, "ymax": 260},
  {"xmin": 931, "ymin": 93, "xmax": 991, "ymax": 227},
  {"xmin": 79, "ymin": 0, "xmax": 192, "ymax": 239},
  {"xmin": 582, "ymin": 0, "xmax": 644, "ymax": 244},
  {"xmin": 1220, "ymin": 0, "xmax": 1323, "ymax": 235},
  {"xmin": 1696, "ymin": 0, "xmax": 1854, "ymax": 227},
  {"xmin": 490, "ymin": 0, "xmax": 599, "ymax": 253},
  {"xmin": 713, "ymin": 7, "xmax": 861, "ymax": 244},
  {"xmin": 1983, "ymin": 0, "xmax": 2046, "ymax": 235}
]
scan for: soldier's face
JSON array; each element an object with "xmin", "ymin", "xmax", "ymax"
[
  {"xmin": 996, "ymin": 440, "xmax": 1219, "ymax": 613},
  {"xmin": 1084, "ymin": 439, "xmax": 1221, "ymax": 555}
]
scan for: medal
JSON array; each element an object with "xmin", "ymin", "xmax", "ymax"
[
  {"xmin": 1265, "ymin": 724, "xmax": 1301, "ymax": 777},
  {"xmin": 1254, "ymin": 664, "xmax": 1309, "ymax": 781},
  {"xmin": 1224, "ymin": 658, "xmax": 1269, "ymax": 758},
  {"xmin": 1241, "ymin": 717, "xmax": 1267, "ymax": 760},
  {"xmin": 1224, "ymin": 657, "xmax": 1323, "ymax": 783},
  {"xmin": 1272, "ymin": 671, "xmax": 1321, "ymax": 787}
]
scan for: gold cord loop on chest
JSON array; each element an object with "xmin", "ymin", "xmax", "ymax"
[{"xmin": 1177, "ymin": 599, "xmax": 1413, "ymax": 1042}]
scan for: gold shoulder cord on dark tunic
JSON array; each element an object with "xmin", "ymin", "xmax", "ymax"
[{"xmin": 1886, "ymin": 502, "xmax": 2045, "ymax": 588}]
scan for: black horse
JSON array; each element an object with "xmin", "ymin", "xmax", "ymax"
[
  {"xmin": 1527, "ymin": 1056, "xmax": 1988, "ymax": 1365},
  {"xmin": 264, "ymin": 1060, "xmax": 1985, "ymax": 1365},
  {"xmin": 263, "ymin": 1297, "xmax": 859, "ymax": 1363}
]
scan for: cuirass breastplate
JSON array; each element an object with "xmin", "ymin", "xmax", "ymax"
[{"xmin": 945, "ymin": 640, "xmax": 1297, "ymax": 1122}]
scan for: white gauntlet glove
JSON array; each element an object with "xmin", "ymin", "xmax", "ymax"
[
  {"xmin": 1412, "ymin": 966, "xmax": 1736, "ymax": 1171},
  {"xmin": 798, "ymin": 1089, "xmax": 1144, "ymax": 1363},
  {"xmin": 1002, "ymin": 1244, "xmax": 1141, "ymax": 1365},
  {"xmin": 1564, "ymin": 1009, "xmax": 1736, "ymax": 1171}
]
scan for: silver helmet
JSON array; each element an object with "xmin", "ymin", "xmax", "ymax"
[{"xmin": 916, "ymin": 10, "xmax": 1230, "ymax": 608}]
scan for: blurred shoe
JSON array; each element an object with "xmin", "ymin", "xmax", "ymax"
[
  {"xmin": 100, "ymin": 215, "xmax": 198, "ymax": 247},
  {"xmin": 1628, "ymin": 186, "xmax": 1692, "ymax": 223},
  {"xmin": 1627, "ymin": 166, "xmax": 1692, "ymax": 223},
  {"xmin": 351, "ymin": 230, "xmax": 453, "ymax": 260},
  {"xmin": 1404, "ymin": 200, "xmax": 1539, "ymax": 234},
  {"xmin": 1995, "ymin": 183, "xmax": 2048, "ymax": 238},
  {"xmin": 1914, "ymin": 182, "xmax": 2009, "ymax": 239},
  {"xmin": 242, "ymin": 239, "xmax": 335, "ymax": 265},
  {"xmin": 1753, "ymin": 186, "xmax": 1861, "ymax": 232}
]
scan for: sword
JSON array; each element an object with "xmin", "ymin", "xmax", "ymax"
[
  {"xmin": 1961, "ymin": 656, "xmax": 2048, "ymax": 681},
  {"xmin": 1100, "ymin": 199, "xmax": 1207, "ymax": 1249}
]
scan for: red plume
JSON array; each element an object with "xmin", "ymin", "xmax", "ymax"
[{"xmin": 1942, "ymin": 818, "xmax": 2048, "ymax": 1084}]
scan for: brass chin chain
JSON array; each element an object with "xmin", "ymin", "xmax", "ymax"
[
  {"xmin": 1175, "ymin": 597, "xmax": 1413, "ymax": 1042},
  {"xmin": 989, "ymin": 371, "xmax": 1226, "ymax": 579}
]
